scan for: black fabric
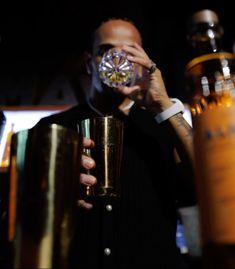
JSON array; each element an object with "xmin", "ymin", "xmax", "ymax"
[{"xmin": 37, "ymin": 104, "xmax": 193, "ymax": 269}]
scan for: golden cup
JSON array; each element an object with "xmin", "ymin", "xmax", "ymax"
[
  {"xmin": 8, "ymin": 124, "xmax": 82, "ymax": 269},
  {"xmin": 79, "ymin": 116, "xmax": 124, "ymax": 197}
]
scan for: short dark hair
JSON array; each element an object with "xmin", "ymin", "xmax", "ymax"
[{"xmin": 86, "ymin": 17, "xmax": 141, "ymax": 52}]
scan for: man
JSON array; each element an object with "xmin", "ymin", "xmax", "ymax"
[{"xmin": 38, "ymin": 18, "xmax": 195, "ymax": 268}]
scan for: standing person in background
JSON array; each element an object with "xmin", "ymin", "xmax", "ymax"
[{"xmin": 38, "ymin": 18, "xmax": 196, "ymax": 269}]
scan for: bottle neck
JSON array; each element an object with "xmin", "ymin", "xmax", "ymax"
[{"xmin": 188, "ymin": 22, "xmax": 224, "ymax": 57}]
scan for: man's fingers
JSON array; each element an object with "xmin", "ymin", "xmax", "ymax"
[
  {"xmin": 80, "ymin": 173, "xmax": 97, "ymax": 185},
  {"xmin": 81, "ymin": 155, "xmax": 95, "ymax": 169},
  {"xmin": 118, "ymin": 85, "xmax": 141, "ymax": 95},
  {"xmin": 77, "ymin": 199, "xmax": 93, "ymax": 210},
  {"xmin": 82, "ymin": 137, "xmax": 95, "ymax": 148}
]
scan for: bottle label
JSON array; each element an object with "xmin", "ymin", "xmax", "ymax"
[{"xmin": 194, "ymin": 104, "xmax": 235, "ymax": 244}]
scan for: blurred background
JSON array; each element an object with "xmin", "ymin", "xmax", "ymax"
[
  {"xmin": 0, "ymin": 2, "xmax": 233, "ymax": 267},
  {"xmin": 0, "ymin": 0, "xmax": 234, "ymax": 106}
]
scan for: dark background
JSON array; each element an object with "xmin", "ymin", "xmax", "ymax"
[{"xmin": 0, "ymin": 0, "xmax": 234, "ymax": 105}]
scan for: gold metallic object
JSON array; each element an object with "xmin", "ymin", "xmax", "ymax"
[
  {"xmin": 79, "ymin": 116, "xmax": 124, "ymax": 197},
  {"xmin": 8, "ymin": 124, "xmax": 82, "ymax": 269}
]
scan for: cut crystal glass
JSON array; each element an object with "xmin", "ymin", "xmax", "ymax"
[{"xmin": 99, "ymin": 48, "xmax": 134, "ymax": 88}]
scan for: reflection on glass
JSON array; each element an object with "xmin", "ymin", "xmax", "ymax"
[{"xmin": 99, "ymin": 48, "xmax": 134, "ymax": 88}]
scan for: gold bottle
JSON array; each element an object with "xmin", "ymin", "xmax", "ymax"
[{"xmin": 185, "ymin": 9, "xmax": 235, "ymax": 269}]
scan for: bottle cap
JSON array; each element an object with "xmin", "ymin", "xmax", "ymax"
[{"xmin": 191, "ymin": 9, "xmax": 219, "ymax": 24}]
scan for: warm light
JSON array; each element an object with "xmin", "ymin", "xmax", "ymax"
[{"xmin": 0, "ymin": 109, "xmax": 63, "ymax": 166}]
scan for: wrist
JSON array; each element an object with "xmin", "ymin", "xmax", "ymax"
[
  {"xmin": 154, "ymin": 98, "xmax": 185, "ymax": 124},
  {"xmin": 149, "ymin": 98, "xmax": 173, "ymax": 115}
]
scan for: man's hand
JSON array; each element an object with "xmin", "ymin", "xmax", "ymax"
[
  {"xmin": 78, "ymin": 137, "xmax": 96, "ymax": 210},
  {"xmin": 118, "ymin": 43, "xmax": 173, "ymax": 114}
]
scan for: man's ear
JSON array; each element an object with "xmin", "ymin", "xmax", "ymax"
[{"xmin": 84, "ymin": 51, "xmax": 92, "ymax": 75}]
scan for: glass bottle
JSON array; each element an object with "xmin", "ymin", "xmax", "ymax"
[
  {"xmin": 187, "ymin": 9, "xmax": 224, "ymax": 57},
  {"xmin": 185, "ymin": 9, "xmax": 235, "ymax": 269}
]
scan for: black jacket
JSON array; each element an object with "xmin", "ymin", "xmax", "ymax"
[{"xmin": 37, "ymin": 103, "xmax": 195, "ymax": 269}]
